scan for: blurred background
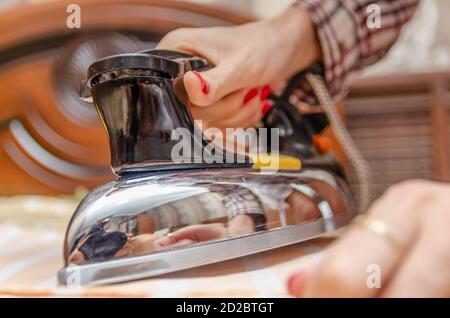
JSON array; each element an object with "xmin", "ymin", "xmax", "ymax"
[{"xmin": 0, "ymin": 0, "xmax": 449, "ymax": 204}]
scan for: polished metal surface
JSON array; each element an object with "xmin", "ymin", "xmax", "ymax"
[{"xmin": 58, "ymin": 167, "xmax": 353, "ymax": 286}]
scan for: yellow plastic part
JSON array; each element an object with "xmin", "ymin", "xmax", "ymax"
[{"xmin": 250, "ymin": 153, "xmax": 302, "ymax": 171}]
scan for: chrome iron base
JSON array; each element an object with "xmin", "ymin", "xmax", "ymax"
[
  {"xmin": 59, "ymin": 216, "xmax": 350, "ymax": 286},
  {"xmin": 58, "ymin": 168, "xmax": 353, "ymax": 286}
]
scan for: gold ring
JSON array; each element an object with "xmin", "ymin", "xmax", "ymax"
[
  {"xmin": 167, "ymin": 232, "xmax": 176, "ymax": 244},
  {"xmin": 352, "ymin": 215, "xmax": 404, "ymax": 254}
]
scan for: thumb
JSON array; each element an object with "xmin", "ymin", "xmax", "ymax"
[{"xmin": 184, "ymin": 61, "xmax": 243, "ymax": 106}]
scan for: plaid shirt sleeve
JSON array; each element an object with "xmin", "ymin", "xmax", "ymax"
[{"xmin": 293, "ymin": 0, "xmax": 419, "ymax": 104}]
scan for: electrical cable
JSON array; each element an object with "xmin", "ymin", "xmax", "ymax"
[{"xmin": 306, "ymin": 73, "xmax": 372, "ymax": 212}]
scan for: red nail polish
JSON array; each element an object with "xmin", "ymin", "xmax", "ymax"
[
  {"xmin": 287, "ymin": 271, "xmax": 308, "ymax": 297},
  {"xmin": 262, "ymin": 102, "xmax": 272, "ymax": 115},
  {"xmin": 243, "ymin": 88, "xmax": 258, "ymax": 105},
  {"xmin": 192, "ymin": 71, "xmax": 209, "ymax": 95},
  {"xmin": 260, "ymin": 85, "xmax": 272, "ymax": 100}
]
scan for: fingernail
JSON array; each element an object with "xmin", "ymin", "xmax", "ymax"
[
  {"xmin": 260, "ymin": 85, "xmax": 272, "ymax": 100},
  {"xmin": 243, "ymin": 88, "xmax": 258, "ymax": 105},
  {"xmin": 262, "ymin": 102, "xmax": 272, "ymax": 115},
  {"xmin": 192, "ymin": 71, "xmax": 209, "ymax": 95},
  {"xmin": 287, "ymin": 270, "xmax": 309, "ymax": 297}
]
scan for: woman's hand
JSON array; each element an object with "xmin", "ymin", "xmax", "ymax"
[
  {"xmin": 288, "ymin": 180, "xmax": 450, "ymax": 297},
  {"xmin": 156, "ymin": 6, "xmax": 321, "ymax": 130}
]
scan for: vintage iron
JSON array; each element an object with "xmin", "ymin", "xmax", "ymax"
[{"xmin": 58, "ymin": 49, "xmax": 363, "ymax": 286}]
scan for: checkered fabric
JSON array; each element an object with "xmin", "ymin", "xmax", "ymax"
[{"xmin": 294, "ymin": 0, "xmax": 419, "ymax": 104}]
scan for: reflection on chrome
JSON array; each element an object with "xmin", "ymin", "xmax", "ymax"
[{"xmin": 59, "ymin": 168, "xmax": 353, "ymax": 286}]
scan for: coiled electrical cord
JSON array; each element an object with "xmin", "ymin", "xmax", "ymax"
[{"xmin": 306, "ymin": 73, "xmax": 372, "ymax": 212}]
